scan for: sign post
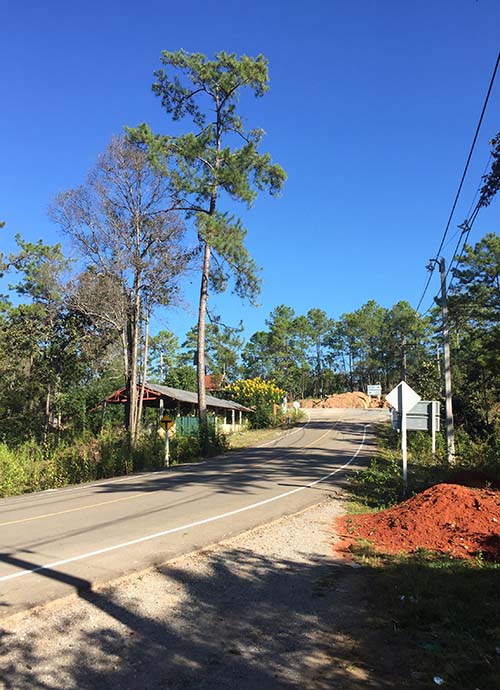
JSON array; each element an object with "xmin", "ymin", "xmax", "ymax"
[
  {"xmin": 159, "ymin": 414, "xmax": 174, "ymax": 467},
  {"xmin": 431, "ymin": 400, "xmax": 439, "ymax": 458},
  {"xmin": 392, "ymin": 401, "xmax": 440, "ymax": 438},
  {"xmin": 386, "ymin": 381, "xmax": 421, "ymax": 494}
]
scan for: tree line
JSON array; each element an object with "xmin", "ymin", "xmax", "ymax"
[
  {"xmin": 1, "ymin": 229, "xmax": 498, "ymax": 449},
  {"xmin": 0, "ymin": 47, "xmax": 498, "ymax": 464}
]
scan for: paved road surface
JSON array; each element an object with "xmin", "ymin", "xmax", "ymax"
[{"xmin": 0, "ymin": 408, "xmax": 388, "ymax": 617}]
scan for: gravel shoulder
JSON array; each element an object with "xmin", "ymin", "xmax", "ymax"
[{"xmin": 0, "ymin": 491, "xmax": 404, "ymax": 690}]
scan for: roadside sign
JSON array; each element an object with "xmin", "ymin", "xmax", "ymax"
[
  {"xmin": 392, "ymin": 401, "xmax": 440, "ymax": 432},
  {"xmin": 160, "ymin": 414, "xmax": 174, "ymax": 431},
  {"xmin": 367, "ymin": 384, "xmax": 382, "ymax": 397},
  {"xmin": 407, "ymin": 401, "xmax": 440, "ymax": 432},
  {"xmin": 159, "ymin": 414, "xmax": 174, "ymax": 467},
  {"xmin": 386, "ymin": 382, "xmax": 422, "ymax": 494},
  {"xmin": 386, "ymin": 381, "xmax": 421, "ymax": 413}
]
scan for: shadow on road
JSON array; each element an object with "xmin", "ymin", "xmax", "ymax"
[
  {"xmin": 0, "ymin": 538, "xmax": 406, "ymax": 690},
  {"xmin": 2, "ymin": 421, "xmax": 375, "ymax": 558}
]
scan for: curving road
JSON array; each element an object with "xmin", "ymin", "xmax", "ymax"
[{"xmin": 0, "ymin": 408, "xmax": 388, "ymax": 617}]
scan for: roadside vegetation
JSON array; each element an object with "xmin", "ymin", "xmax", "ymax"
[
  {"xmin": 0, "ymin": 400, "xmax": 306, "ymax": 498},
  {"xmin": 0, "ymin": 46, "xmax": 498, "ymax": 512},
  {"xmin": 0, "ymin": 426, "xmax": 230, "ymax": 498},
  {"xmin": 342, "ymin": 423, "xmax": 500, "ymax": 689},
  {"xmin": 348, "ymin": 421, "xmax": 500, "ymax": 509}
]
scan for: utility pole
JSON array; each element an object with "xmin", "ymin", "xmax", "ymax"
[
  {"xmin": 436, "ymin": 342, "xmax": 441, "ymax": 382},
  {"xmin": 428, "ymin": 258, "xmax": 455, "ymax": 464},
  {"xmin": 401, "ymin": 335, "xmax": 408, "ymax": 382}
]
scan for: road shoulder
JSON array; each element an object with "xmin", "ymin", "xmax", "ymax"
[{"xmin": 0, "ymin": 490, "xmax": 407, "ymax": 690}]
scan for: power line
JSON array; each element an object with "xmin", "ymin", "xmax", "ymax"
[
  {"xmin": 420, "ymin": 194, "xmax": 484, "ymax": 319},
  {"xmin": 415, "ymin": 264, "xmax": 437, "ymax": 314},
  {"xmin": 464, "ymin": 153, "xmax": 493, "ymax": 219},
  {"xmin": 420, "ymin": 199, "xmax": 482, "ymax": 319},
  {"xmin": 415, "ymin": 51, "xmax": 500, "ymax": 313},
  {"xmin": 446, "ymin": 202, "xmax": 481, "ymax": 288},
  {"xmin": 434, "ymin": 51, "xmax": 499, "ymax": 260}
]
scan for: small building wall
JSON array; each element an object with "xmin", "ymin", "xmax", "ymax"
[{"xmin": 217, "ymin": 422, "xmax": 245, "ymax": 435}]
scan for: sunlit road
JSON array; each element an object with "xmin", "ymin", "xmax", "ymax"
[{"xmin": 0, "ymin": 408, "xmax": 388, "ymax": 616}]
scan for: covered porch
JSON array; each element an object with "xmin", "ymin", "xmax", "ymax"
[{"xmin": 103, "ymin": 382, "xmax": 252, "ymax": 435}]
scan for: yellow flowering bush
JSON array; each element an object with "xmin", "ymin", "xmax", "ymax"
[{"xmin": 225, "ymin": 377, "xmax": 286, "ymax": 428}]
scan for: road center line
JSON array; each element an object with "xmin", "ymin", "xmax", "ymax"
[
  {"xmin": 0, "ymin": 419, "xmax": 323, "ymax": 529},
  {"xmin": 0, "ymin": 424, "xmax": 369, "ymax": 583},
  {"xmin": 0, "ymin": 422, "xmax": 312, "ymax": 514},
  {"xmin": 0, "ymin": 493, "xmax": 154, "ymax": 528}
]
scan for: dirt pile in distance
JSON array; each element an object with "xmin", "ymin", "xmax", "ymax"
[
  {"xmin": 336, "ymin": 483, "xmax": 500, "ymax": 562},
  {"xmin": 301, "ymin": 392, "xmax": 385, "ymax": 409}
]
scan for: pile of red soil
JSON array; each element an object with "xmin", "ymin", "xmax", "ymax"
[
  {"xmin": 301, "ymin": 392, "xmax": 386, "ymax": 409},
  {"xmin": 336, "ymin": 483, "xmax": 500, "ymax": 562}
]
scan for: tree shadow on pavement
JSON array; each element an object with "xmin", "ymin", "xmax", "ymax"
[{"xmin": 0, "ymin": 545, "xmax": 412, "ymax": 690}]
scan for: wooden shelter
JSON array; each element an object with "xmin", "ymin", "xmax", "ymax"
[{"xmin": 103, "ymin": 382, "xmax": 252, "ymax": 434}]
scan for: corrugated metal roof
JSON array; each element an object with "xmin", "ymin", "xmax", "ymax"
[{"xmin": 144, "ymin": 383, "xmax": 253, "ymax": 413}]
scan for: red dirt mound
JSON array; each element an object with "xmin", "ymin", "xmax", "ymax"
[
  {"xmin": 301, "ymin": 392, "xmax": 385, "ymax": 409},
  {"xmin": 336, "ymin": 483, "xmax": 500, "ymax": 562}
]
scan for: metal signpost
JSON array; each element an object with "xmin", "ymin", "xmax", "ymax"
[{"xmin": 386, "ymin": 381, "xmax": 421, "ymax": 493}]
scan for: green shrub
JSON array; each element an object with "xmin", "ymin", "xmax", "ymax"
[
  {"xmin": 454, "ymin": 427, "xmax": 500, "ymax": 476},
  {"xmin": 350, "ymin": 455, "xmax": 403, "ymax": 508},
  {"xmin": 169, "ymin": 429, "xmax": 229, "ymax": 464},
  {"xmin": 349, "ymin": 424, "xmax": 450, "ymax": 510},
  {"xmin": 0, "ymin": 425, "xmax": 231, "ymax": 498}
]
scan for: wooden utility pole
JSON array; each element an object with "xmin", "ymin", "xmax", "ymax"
[
  {"xmin": 430, "ymin": 258, "xmax": 456, "ymax": 464},
  {"xmin": 401, "ymin": 335, "xmax": 408, "ymax": 382},
  {"xmin": 440, "ymin": 258, "xmax": 456, "ymax": 464}
]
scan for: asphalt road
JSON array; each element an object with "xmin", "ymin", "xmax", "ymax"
[{"xmin": 0, "ymin": 408, "xmax": 388, "ymax": 617}]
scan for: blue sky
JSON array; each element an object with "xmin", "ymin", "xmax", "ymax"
[{"xmin": 2, "ymin": 0, "xmax": 499, "ymax": 343}]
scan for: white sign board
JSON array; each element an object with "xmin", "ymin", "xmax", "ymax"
[
  {"xmin": 367, "ymin": 384, "xmax": 382, "ymax": 397},
  {"xmin": 386, "ymin": 381, "xmax": 422, "ymax": 493},
  {"xmin": 386, "ymin": 381, "xmax": 421, "ymax": 413}
]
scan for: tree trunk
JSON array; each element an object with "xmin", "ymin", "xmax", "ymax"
[
  {"xmin": 129, "ymin": 288, "xmax": 141, "ymax": 445},
  {"xmin": 316, "ymin": 342, "xmax": 323, "ymax": 396},
  {"xmin": 126, "ymin": 283, "xmax": 141, "ymax": 446},
  {"xmin": 197, "ymin": 240, "xmax": 211, "ymax": 453},
  {"xmin": 137, "ymin": 312, "xmax": 150, "ymax": 439},
  {"xmin": 43, "ymin": 382, "xmax": 51, "ymax": 441},
  {"xmin": 125, "ymin": 316, "xmax": 135, "ymax": 432},
  {"xmin": 196, "ymin": 108, "xmax": 221, "ymax": 455},
  {"xmin": 122, "ymin": 326, "xmax": 130, "ymax": 429},
  {"xmin": 349, "ymin": 351, "xmax": 354, "ymax": 391}
]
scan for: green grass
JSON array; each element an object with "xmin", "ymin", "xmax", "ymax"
[
  {"xmin": 343, "ymin": 422, "xmax": 500, "ymax": 689},
  {"xmin": 346, "ymin": 423, "xmax": 451, "ymax": 509},
  {"xmin": 226, "ymin": 424, "xmax": 299, "ymax": 450},
  {"xmin": 351, "ymin": 546, "xmax": 500, "ymax": 689}
]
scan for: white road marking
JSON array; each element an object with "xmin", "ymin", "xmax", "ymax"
[
  {"xmin": 0, "ymin": 424, "xmax": 369, "ymax": 583},
  {"xmin": 0, "ymin": 419, "xmax": 313, "ymax": 508},
  {"xmin": 1, "ymin": 420, "xmax": 316, "ymax": 527}
]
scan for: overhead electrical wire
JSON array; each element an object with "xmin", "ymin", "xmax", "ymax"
[
  {"xmin": 419, "ymin": 199, "xmax": 482, "ymax": 319},
  {"xmin": 442, "ymin": 153, "xmax": 493, "ymax": 291},
  {"xmin": 415, "ymin": 51, "xmax": 500, "ymax": 314},
  {"xmin": 445, "ymin": 207, "xmax": 478, "ymax": 282}
]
